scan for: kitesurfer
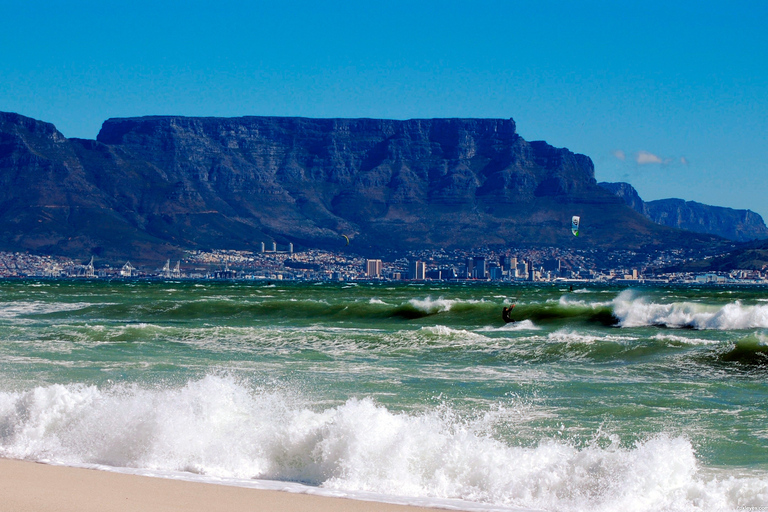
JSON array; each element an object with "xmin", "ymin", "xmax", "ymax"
[{"xmin": 502, "ymin": 304, "xmax": 515, "ymax": 324}]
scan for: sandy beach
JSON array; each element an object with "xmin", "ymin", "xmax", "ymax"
[{"xmin": 0, "ymin": 458, "xmax": 440, "ymax": 512}]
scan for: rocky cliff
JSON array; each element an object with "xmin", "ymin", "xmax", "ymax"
[
  {"xmin": 0, "ymin": 112, "xmax": 721, "ymax": 262},
  {"xmin": 599, "ymin": 181, "xmax": 768, "ymax": 242}
]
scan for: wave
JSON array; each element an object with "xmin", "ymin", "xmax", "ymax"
[
  {"xmin": 612, "ymin": 290, "xmax": 768, "ymax": 330},
  {"xmin": 0, "ymin": 376, "xmax": 765, "ymax": 511},
  {"xmin": 719, "ymin": 334, "xmax": 768, "ymax": 365},
  {"xmin": 10, "ymin": 288, "xmax": 768, "ymax": 333},
  {"xmin": 509, "ymin": 297, "xmax": 617, "ymax": 327},
  {"xmin": 18, "ymin": 295, "xmax": 499, "ymax": 325},
  {"xmin": 392, "ymin": 297, "xmax": 491, "ymax": 319},
  {"xmin": 650, "ymin": 333, "xmax": 719, "ymax": 346},
  {"xmin": 0, "ymin": 301, "xmax": 96, "ymax": 320},
  {"xmin": 477, "ymin": 320, "xmax": 540, "ymax": 332}
]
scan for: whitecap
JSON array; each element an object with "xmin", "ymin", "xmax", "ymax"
[
  {"xmin": 477, "ymin": 320, "xmax": 540, "ymax": 332},
  {"xmin": 0, "ymin": 377, "xmax": 765, "ymax": 512},
  {"xmin": 612, "ymin": 290, "xmax": 768, "ymax": 329}
]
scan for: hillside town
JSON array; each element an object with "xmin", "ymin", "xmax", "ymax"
[{"xmin": 0, "ymin": 245, "xmax": 765, "ymax": 284}]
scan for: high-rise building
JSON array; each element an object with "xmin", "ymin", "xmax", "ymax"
[
  {"xmin": 409, "ymin": 260, "xmax": 426, "ymax": 280},
  {"xmin": 260, "ymin": 242, "xmax": 265, "ymax": 253},
  {"xmin": 271, "ymin": 241, "xmax": 277, "ymax": 252},
  {"xmin": 366, "ymin": 259, "xmax": 383, "ymax": 278},
  {"xmin": 516, "ymin": 260, "xmax": 528, "ymax": 280},
  {"xmin": 472, "ymin": 256, "xmax": 486, "ymax": 279},
  {"xmin": 543, "ymin": 259, "xmax": 561, "ymax": 273},
  {"xmin": 288, "ymin": 243, "xmax": 294, "ymax": 254}
]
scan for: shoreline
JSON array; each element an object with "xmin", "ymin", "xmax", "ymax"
[{"xmin": 0, "ymin": 458, "xmax": 454, "ymax": 512}]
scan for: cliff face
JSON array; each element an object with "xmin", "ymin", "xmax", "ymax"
[
  {"xmin": 597, "ymin": 182, "xmax": 645, "ymax": 214},
  {"xmin": 644, "ymin": 199, "xmax": 768, "ymax": 242},
  {"xmin": 0, "ymin": 112, "xmax": 720, "ymax": 261},
  {"xmin": 599, "ymin": 181, "xmax": 768, "ymax": 242}
]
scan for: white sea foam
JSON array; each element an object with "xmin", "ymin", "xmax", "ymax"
[
  {"xmin": 477, "ymin": 320, "xmax": 540, "ymax": 332},
  {"xmin": 408, "ymin": 297, "xmax": 483, "ymax": 314},
  {"xmin": 650, "ymin": 333, "xmax": 719, "ymax": 346},
  {"xmin": 0, "ymin": 376, "xmax": 765, "ymax": 512},
  {"xmin": 416, "ymin": 326, "xmax": 493, "ymax": 350},
  {"xmin": 421, "ymin": 325, "xmax": 473, "ymax": 337},
  {"xmin": 555, "ymin": 295, "xmax": 613, "ymax": 309},
  {"xmin": 0, "ymin": 301, "xmax": 94, "ymax": 319},
  {"xmin": 612, "ymin": 290, "xmax": 768, "ymax": 330},
  {"xmin": 408, "ymin": 297, "xmax": 461, "ymax": 313},
  {"xmin": 546, "ymin": 329, "xmax": 637, "ymax": 345}
]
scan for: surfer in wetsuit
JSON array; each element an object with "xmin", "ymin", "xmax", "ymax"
[{"xmin": 502, "ymin": 304, "xmax": 515, "ymax": 323}]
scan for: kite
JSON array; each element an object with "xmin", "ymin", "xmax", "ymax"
[{"xmin": 571, "ymin": 216, "xmax": 580, "ymax": 237}]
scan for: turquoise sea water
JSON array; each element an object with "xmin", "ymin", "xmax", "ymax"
[{"xmin": 1, "ymin": 279, "xmax": 767, "ymax": 511}]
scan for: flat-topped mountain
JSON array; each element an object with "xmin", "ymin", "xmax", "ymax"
[{"xmin": 0, "ymin": 112, "xmax": 723, "ymax": 262}]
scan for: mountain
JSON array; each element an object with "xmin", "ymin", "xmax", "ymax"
[
  {"xmin": 0, "ymin": 112, "xmax": 180, "ymax": 261},
  {"xmin": 663, "ymin": 238, "xmax": 768, "ymax": 272},
  {"xmin": 599, "ymin": 181, "xmax": 768, "ymax": 242},
  {"xmin": 0, "ymin": 112, "xmax": 724, "ymax": 262}
]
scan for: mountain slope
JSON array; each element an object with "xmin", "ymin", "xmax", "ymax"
[
  {"xmin": 0, "ymin": 112, "xmax": 724, "ymax": 262},
  {"xmin": 599, "ymin": 181, "xmax": 768, "ymax": 242}
]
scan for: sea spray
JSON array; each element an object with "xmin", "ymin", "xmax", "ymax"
[
  {"xmin": 1, "ymin": 376, "xmax": 766, "ymax": 511},
  {"xmin": 612, "ymin": 290, "xmax": 768, "ymax": 329}
]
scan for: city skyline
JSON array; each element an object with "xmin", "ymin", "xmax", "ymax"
[{"xmin": 1, "ymin": 245, "xmax": 762, "ymax": 285}]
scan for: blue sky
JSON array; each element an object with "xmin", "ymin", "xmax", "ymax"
[{"xmin": 2, "ymin": 1, "xmax": 767, "ymax": 219}]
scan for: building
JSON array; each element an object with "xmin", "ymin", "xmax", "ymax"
[
  {"xmin": 465, "ymin": 258, "xmax": 474, "ymax": 278},
  {"xmin": 409, "ymin": 260, "xmax": 426, "ymax": 280},
  {"xmin": 472, "ymin": 256, "xmax": 486, "ymax": 279},
  {"xmin": 515, "ymin": 260, "xmax": 529, "ymax": 280},
  {"xmin": 84, "ymin": 256, "xmax": 95, "ymax": 278},
  {"xmin": 120, "ymin": 261, "xmax": 135, "ymax": 277},
  {"xmin": 543, "ymin": 258, "xmax": 561, "ymax": 273},
  {"xmin": 366, "ymin": 259, "xmax": 383, "ymax": 278}
]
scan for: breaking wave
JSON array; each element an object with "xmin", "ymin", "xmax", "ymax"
[
  {"xmin": 612, "ymin": 290, "xmax": 768, "ymax": 330},
  {"xmin": 0, "ymin": 376, "xmax": 765, "ymax": 511}
]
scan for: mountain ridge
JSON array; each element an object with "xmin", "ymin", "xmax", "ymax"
[
  {"xmin": 599, "ymin": 181, "xmax": 768, "ymax": 242},
  {"xmin": 0, "ymin": 111, "xmax": 725, "ymax": 263}
]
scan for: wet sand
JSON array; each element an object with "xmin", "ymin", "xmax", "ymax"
[{"xmin": 0, "ymin": 458, "xmax": 441, "ymax": 512}]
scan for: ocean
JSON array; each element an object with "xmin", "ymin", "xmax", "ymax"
[{"xmin": 0, "ymin": 279, "xmax": 767, "ymax": 511}]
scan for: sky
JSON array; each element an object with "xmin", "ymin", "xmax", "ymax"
[{"xmin": 2, "ymin": 1, "xmax": 767, "ymax": 219}]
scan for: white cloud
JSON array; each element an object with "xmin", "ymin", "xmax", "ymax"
[
  {"xmin": 680, "ymin": 156, "xmax": 689, "ymax": 165},
  {"xmin": 636, "ymin": 151, "xmax": 663, "ymax": 165},
  {"xmin": 613, "ymin": 150, "xmax": 626, "ymax": 161}
]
